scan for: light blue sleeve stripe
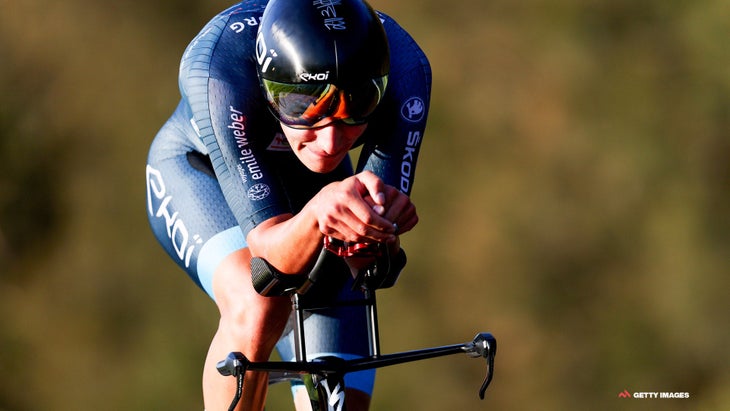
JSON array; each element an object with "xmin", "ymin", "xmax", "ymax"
[{"xmin": 196, "ymin": 226, "xmax": 247, "ymax": 301}]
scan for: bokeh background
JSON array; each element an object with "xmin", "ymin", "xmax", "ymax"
[{"xmin": 1, "ymin": 0, "xmax": 728, "ymax": 409}]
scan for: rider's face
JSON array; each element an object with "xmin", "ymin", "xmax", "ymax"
[{"xmin": 281, "ymin": 122, "xmax": 367, "ymax": 173}]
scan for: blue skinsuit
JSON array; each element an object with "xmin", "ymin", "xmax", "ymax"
[{"xmin": 145, "ymin": 0, "xmax": 431, "ymax": 396}]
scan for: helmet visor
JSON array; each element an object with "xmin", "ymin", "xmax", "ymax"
[{"xmin": 263, "ymin": 76, "xmax": 388, "ymax": 129}]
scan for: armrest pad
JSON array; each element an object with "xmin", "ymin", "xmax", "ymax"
[{"xmin": 250, "ymin": 257, "xmax": 308, "ymax": 296}]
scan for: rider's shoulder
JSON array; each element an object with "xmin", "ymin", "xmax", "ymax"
[
  {"xmin": 376, "ymin": 11, "xmax": 428, "ymax": 63},
  {"xmin": 217, "ymin": 0, "xmax": 267, "ymax": 25},
  {"xmin": 376, "ymin": 11, "xmax": 406, "ymax": 34}
]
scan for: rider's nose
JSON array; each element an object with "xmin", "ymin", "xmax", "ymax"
[{"xmin": 315, "ymin": 124, "xmax": 344, "ymax": 155}]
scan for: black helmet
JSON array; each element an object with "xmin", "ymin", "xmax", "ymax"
[{"xmin": 256, "ymin": 0, "xmax": 390, "ymax": 128}]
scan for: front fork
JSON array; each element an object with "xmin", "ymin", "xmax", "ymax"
[{"xmin": 305, "ymin": 368, "xmax": 348, "ymax": 411}]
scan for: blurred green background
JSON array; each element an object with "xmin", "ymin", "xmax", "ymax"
[{"xmin": 1, "ymin": 0, "xmax": 728, "ymax": 410}]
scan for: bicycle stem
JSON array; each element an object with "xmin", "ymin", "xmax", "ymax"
[
  {"xmin": 292, "ymin": 293, "xmax": 308, "ymax": 362},
  {"xmin": 364, "ymin": 285, "xmax": 381, "ymax": 357}
]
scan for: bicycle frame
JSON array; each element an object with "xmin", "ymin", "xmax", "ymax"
[{"xmin": 217, "ymin": 249, "xmax": 497, "ymax": 411}]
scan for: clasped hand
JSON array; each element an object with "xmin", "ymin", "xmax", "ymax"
[{"xmin": 313, "ymin": 171, "xmax": 418, "ymax": 245}]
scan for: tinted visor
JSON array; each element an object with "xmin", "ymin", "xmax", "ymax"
[{"xmin": 263, "ymin": 76, "xmax": 388, "ymax": 129}]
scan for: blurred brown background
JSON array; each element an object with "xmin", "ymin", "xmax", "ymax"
[{"xmin": 1, "ymin": 0, "xmax": 728, "ymax": 409}]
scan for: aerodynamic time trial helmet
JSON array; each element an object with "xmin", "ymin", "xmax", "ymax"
[{"xmin": 256, "ymin": 0, "xmax": 390, "ymax": 128}]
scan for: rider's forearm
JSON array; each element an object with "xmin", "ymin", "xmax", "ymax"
[
  {"xmin": 246, "ymin": 172, "xmax": 400, "ymax": 274},
  {"xmin": 245, "ymin": 205, "xmax": 324, "ymax": 275}
]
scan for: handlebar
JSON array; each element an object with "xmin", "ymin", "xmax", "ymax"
[{"xmin": 217, "ymin": 332, "xmax": 497, "ymax": 402}]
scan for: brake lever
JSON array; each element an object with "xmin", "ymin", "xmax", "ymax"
[
  {"xmin": 216, "ymin": 352, "xmax": 249, "ymax": 411},
  {"xmin": 216, "ymin": 351, "xmax": 249, "ymax": 377},
  {"xmin": 464, "ymin": 333, "xmax": 497, "ymax": 399}
]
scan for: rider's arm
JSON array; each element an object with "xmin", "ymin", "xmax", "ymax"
[
  {"xmin": 179, "ymin": 9, "xmax": 296, "ymax": 234},
  {"xmin": 246, "ymin": 171, "xmax": 397, "ymax": 275},
  {"xmin": 355, "ymin": 14, "xmax": 431, "ymax": 235}
]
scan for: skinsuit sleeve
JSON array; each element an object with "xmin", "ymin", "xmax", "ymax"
[
  {"xmin": 356, "ymin": 12, "xmax": 432, "ymax": 196},
  {"xmin": 178, "ymin": 1, "xmax": 290, "ymax": 236}
]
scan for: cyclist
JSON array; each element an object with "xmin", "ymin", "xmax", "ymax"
[{"xmin": 145, "ymin": 0, "xmax": 430, "ymax": 409}]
